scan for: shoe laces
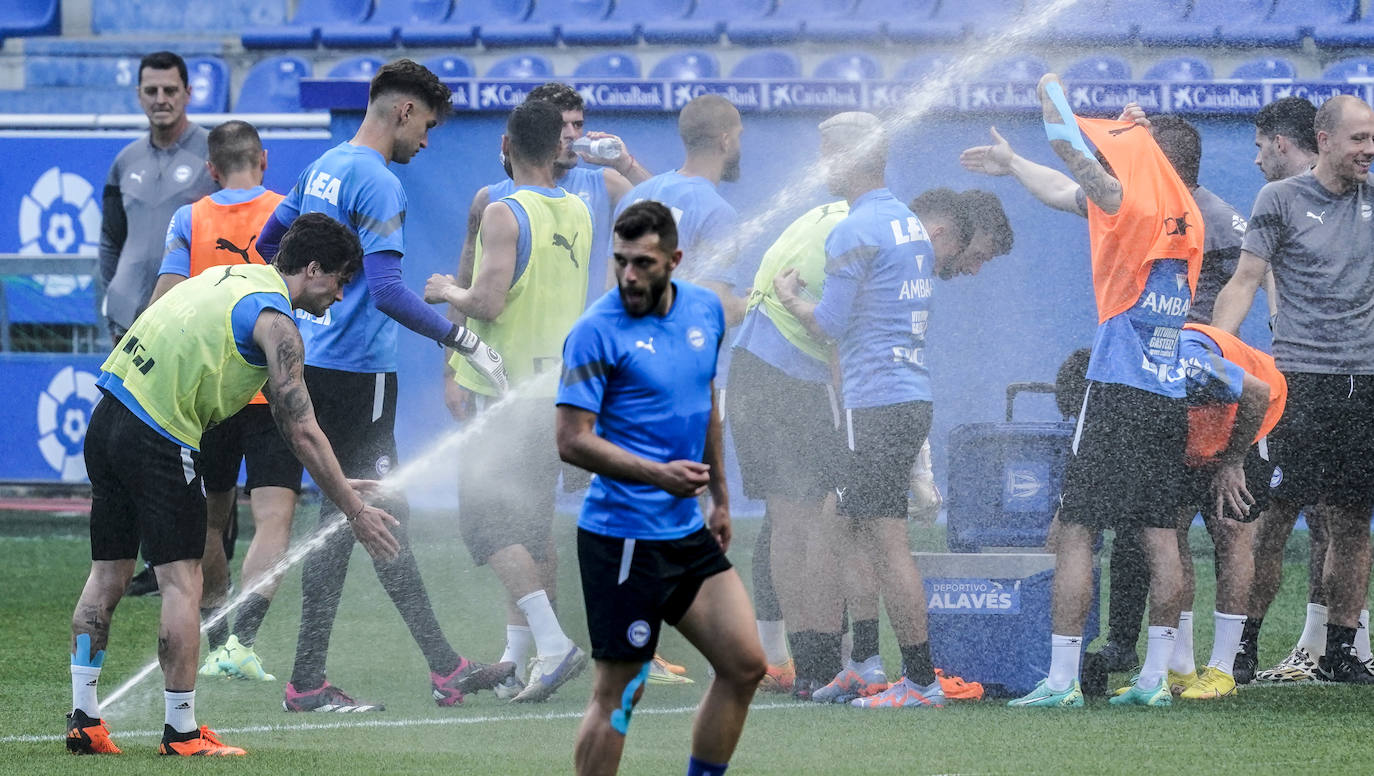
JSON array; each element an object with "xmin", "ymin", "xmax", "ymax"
[{"xmin": 197, "ymin": 726, "xmax": 223, "ymax": 745}]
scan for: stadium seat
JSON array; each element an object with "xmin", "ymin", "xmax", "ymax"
[
  {"xmin": 422, "ymin": 54, "xmax": 475, "ymax": 79},
  {"xmin": 1035, "ymin": 0, "xmax": 1184, "ymax": 45},
  {"xmin": 1142, "ymin": 56, "xmax": 1214, "ymax": 81},
  {"xmin": 1322, "ymin": 57, "xmax": 1374, "ymax": 80},
  {"xmin": 561, "ymin": 0, "xmax": 676, "ymax": 46},
  {"xmin": 1137, "ymin": 0, "xmax": 1268, "ymax": 46},
  {"xmin": 884, "ymin": 0, "xmax": 979, "ymax": 43},
  {"xmin": 23, "ymin": 56, "xmax": 139, "ymax": 88},
  {"xmin": 478, "ymin": 0, "xmax": 609, "ymax": 47},
  {"xmin": 1223, "ymin": 0, "xmax": 1355, "ymax": 47},
  {"xmin": 642, "ymin": 0, "xmax": 766, "ymax": 45},
  {"xmin": 1063, "ymin": 55, "xmax": 1132, "ymax": 81},
  {"xmin": 93, "ymin": 0, "xmax": 285, "ymax": 34},
  {"xmin": 23, "ymin": 39, "xmax": 223, "ymax": 57},
  {"xmin": 0, "ymin": 87, "xmax": 139, "ymax": 113},
  {"xmin": 485, "ymin": 54, "xmax": 554, "ymax": 79},
  {"xmin": 573, "ymin": 52, "xmax": 641, "ymax": 78},
  {"xmin": 813, "ymin": 53, "xmax": 882, "ymax": 81},
  {"xmin": 235, "ymin": 56, "xmax": 313, "ymax": 112},
  {"xmin": 327, "ymin": 56, "xmax": 386, "ymax": 79},
  {"xmin": 728, "ymin": 0, "xmax": 876, "ymax": 46},
  {"xmin": 0, "ymin": 0, "xmax": 59, "ymax": 38},
  {"xmin": 894, "ymin": 54, "xmax": 957, "ymax": 81},
  {"xmin": 979, "ymin": 54, "xmax": 1048, "ymax": 82},
  {"xmin": 1228, "ymin": 57, "xmax": 1297, "ymax": 80},
  {"xmin": 320, "ymin": 0, "xmax": 452, "ymax": 47},
  {"xmin": 730, "ymin": 49, "xmax": 802, "ymax": 79},
  {"xmin": 1313, "ymin": 2, "xmax": 1374, "ymax": 47},
  {"xmin": 649, "ymin": 51, "xmax": 720, "ymax": 80},
  {"xmin": 186, "ymin": 57, "xmax": 230, "ymax": 113},
  {"xmin": 242, "ymin": 0, "xmax": 371, "ymax": 48}
]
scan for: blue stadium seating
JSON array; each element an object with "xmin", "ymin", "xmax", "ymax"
[
  {"xmin": 402, "ymin": 0, "xmax": 490, "ymax": 47},
  {"xmin": 573, "ymin": 52, "xmax": 641, "ymax": 78},
  {"xmin": 186, "ymin": 57, "xmax": 230, "ymax": 113},
  {"xmin": 320, "ymin": 0, "xmax": 452, "ymax": 48},
  {"xmin": 561, "ymin": 0, "xmax": 674, "ymax": 46},
  {"xmin": 1220, "ymin": 0, "xmax": 1356, "ymax": 47},
  {"xmin": 24, "ymin": 56, "xmax": 140, "ymax": 88},
  {"xmin": 485, "ymin": 54, "xmax": 554, "ymax": 79},
  {"xmin": 642, "ymin": 0, "xmax": 762, "ymax": 46},
  {"xmin": 727, "ymin": 0, "xmax": 877, "ymax": 47},
  {"xmin": 1063, "ymin": 55, "xmax": 1131, "ymax": 81},
  {"xmin": 327, "ymin": 56, "xmax": 386, "ymax": 79},
  {"xmin": 1137, "ymin": 0, "xmax": 1268, "ymax": 46},
  {"xmin": 1322, "ymin": 57, "xmax": 1374, "ymax": 80},
  {"xmin": 730, "ymin": 49, "xmax": 802, "ymax": 79},
  {"xmin": 479, "ymin": 0, "xmax": 609, "ymax": 47},
  {"xmin": 884, "ymin": 0, "xmax": 973, "ymax": 43},
  {"xmin": 1039, "ymin": 0, "xmax": 1185, "ymax": 45},
  {"xmin": 813, "ymin": 52, "xmax": 882, "ymax": 81},
  {"xmin": 235, "ymin": 56, "xmax": 313, "ymax": 112},
  {"xmin": 93, "ymin": 0, "xmax": 285, "ymax": 34},
  {"xmin": 0, "ymin": 87, "xmax": 139, "ymax": 113},
  {"xmin": 0, "ymin": 0, "xmax": 59, "ymax": 38},
  {"xmin": 24, "ymin": 39, "xmax": 223, "ymax": 57},
  {"xmin": 1142, "ymin": 56, "xmax": 1214, "ymax": 81},
  {"xmin": 1228, "ymin": 57, "xmax": 1297, "ymax": 80},
  {"xmin": 894, "ymin": 54, "xmax": 957, "ymax": 81},
  {"xmin": 979, "ymin": 54, "xmax": 1048, "ymax": 82},
  {"xmin": 1313, "ymin": 6, "xmax": 1374, "ymax": 47},
  {"xmin": 422, "ymin": 54, "xmax": 475, "ymax": 79},
  {"xmin": 649, "ymin": 50, "xmax": 720, "ymax": 80},
  {"xmin": 242, "ymin": 0, "xmax": 370, "ymax": 48}
]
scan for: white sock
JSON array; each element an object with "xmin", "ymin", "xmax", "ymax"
[
  {"xmin": 516, "ymin": 590, "xmax": 574, "ymax": 658},
  {"xmin": 756, "ymin": 620, "xmax": 790, "ymax": 665},
  {"xmin": 1138, "ymin": 626, "xmax": 1176, "ymax": 689},
  {"xmin": 1047, "ymin": 634, "xmax": 1083, "ymax": 692},
  {"xmin": 1208, "ymin": 612, "xmax": 1247, "ymax": 676},
  {"xmin": 1168, "ymin": 611, "xmax": 1195, "ymax": 674},
  {"xmin": 1296, "ymin": 603, "xmax": 1328, "ymax": 654},
  {"xmin": 164, "ymin": 690, "xmax": 196, "ymax": 734},
  {"xmin": 71, "ymin": 665, "xmax": 101, "ymax": 718},
  {"xmin": 1357, "ymin": 610, "xmax": 1371, "ymax": 661},
  {"xmin": 500, "ymin": 625, "xmax": 533, "ymax": 674}
]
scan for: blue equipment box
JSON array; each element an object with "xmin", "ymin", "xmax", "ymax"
[{"xmin": 918, "ymin": 552, "xmax": 1100, "ymax": 697}]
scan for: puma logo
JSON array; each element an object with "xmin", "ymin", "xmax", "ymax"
[
  {"xmin": 129, "ymin": 171, "xmax": 143, "ymax": 184},
  {"xmin": 213, "ymin": 266, "xmax": 247, "ymax": 286},
  {"xmin": 552, "ymin": 232, "xmax": 579, "ymax": 267},
  {"xmin": 215, "ymin": 235, "xmax": 256, "ymax": 263},
  {"xmin": 1306, "ymin": 210, "xmax": 1326, "ymax": 224},
  {"xmin": 635, "ymin": 338, "xmax": 655, "ymax": 354},
  {"xmin": 1107, "ymin": 124, "xmax": 1142, "ymax": 136}
]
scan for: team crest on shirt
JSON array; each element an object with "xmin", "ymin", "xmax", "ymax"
[
  {"xmin": 174, "ymin": 165, "xmax": 193, "ymax": 184},
  {"xmin": 1363, "ymin": 203, "xmax": 1372, "ymax": 221},
  {"xmin": 1270, "ymin": 466, "xmax": 1282, "ymax": 488},
  {"xmin": 686, "ymin": 327, "xmax": 706, "ymax": 350},
  {"xmin": 627, "ymin": 620, "xmax": 651, "ymax": 648},
  {"xmin": 375, "ymin": 455, "xmax": 392, "ymax": 476}
]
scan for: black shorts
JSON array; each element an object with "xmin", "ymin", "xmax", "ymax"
[
  {"xmin": 578, "ymin": 527, "xmax": 732, "ymax": 662},
  {"xmin": 458, "ymin": 397, "xmax": 560, "ymax": 565},
  {"xmin": 303, "ymin": 366, "xmax": 398, "ymax": 480},
  {"xmin": 1268, "ymin": 373, "xmax": 1374, "ymax": 510},
  {"xmin": 836, "ymin": 401, "xmax": 931, "ymax": 519},
  {"xmin": 198, "ymin": 403, "xmax": 302, "ymax": 493},
  {"xmin": 1059, "ymin": 381, "xmax": 1188, "ymax": 531},
  {"xmin": 1181, "ymin": 443, "xmax": 1274, "ymax": 522},
  {"xmin": 726, "ymin": 347, "xmax": 843, "ymax": 501},
  {"xmin": 85, "ymin": 394, "xmax": 206, "ymax": 566}
]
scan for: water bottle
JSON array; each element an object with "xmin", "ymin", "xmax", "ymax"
[{"xmin": 572, "ymin": 135, "xmax": 622, "ymax": 162}]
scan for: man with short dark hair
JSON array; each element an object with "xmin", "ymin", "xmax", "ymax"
[
  {"xmin": 1254, "ymin": 96, "xmax": 1320, "ymax": 183},
  {"xmin": 66, "ymin": 213, "xmax": 393, "ymax": 757},
  {"xmin": 257, "ymin": 59, "xmax": 512, "ymax": 712},
  {"xmin": 560, "ymin": 201, "xmax": 765, "ymax": 776}
]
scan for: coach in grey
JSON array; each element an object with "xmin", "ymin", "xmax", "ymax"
[
  {"xmin": 1211, "ymin": 94, "xmax": 1374, "ymax": 686},
  {"xmin": 99, "ymin": 50, "xmax": 215, "ymax": 345}
]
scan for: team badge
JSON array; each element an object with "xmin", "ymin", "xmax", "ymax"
[
  {"xmin": 376, "ymin": 455, "xmax": 392, "ymax": 476},
  {"xmin": 627, "ymin": 620, "xmax": 651, "ymax": 648},
  {"xmin": 1270, "ymin": 466, "xmax": 1282, "ymax": 489},
  {"xmin": 174, "ymin": 164, "xmax": 193, "ymax": 184},
  {"xmin": 687, "ymin": 327, "xmax": 706, "ymax": 350}
]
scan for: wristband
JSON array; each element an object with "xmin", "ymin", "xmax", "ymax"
[{"xmin": 1042, "ymin": 81, "xmax": 1092, "ymax": 160}]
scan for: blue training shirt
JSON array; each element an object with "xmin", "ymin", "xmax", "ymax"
[
  {"xmin": 557, "ymin": 281, "xmax": 725, "ymax": 540},
  {"xmin": 813, "ymin": 189, "xmax": 933, "ymax": 409},
  {"xmin": 613, "ymin": 171, "xmax": 742, "ymax": 289},
  {"xmin": 1086, "ymin": 259, "xmax": 1191, "ymax": 398},
  {"xmin": 272, "ymin": 142, "xmax": 407, "ymax": 373},
  {"xmin": 159, "ymin": 186, "xmax": 270, "ymax": 278},
  {"xmin": 732, "ymin": 309, "xmax": 830, "ymax": 383},
  {"xmin": 491, "ymin": 166, "xmax": 610, "ymax": 308},
  {"xmin": 1179, "ymin": 328, "xmax": 1247, "ymax": 408}
]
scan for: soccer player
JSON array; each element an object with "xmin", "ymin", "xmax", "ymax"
[
  {"xmin": 66, "ymin": 213, "xmax": 395, "ymax": 756},
  {"xmin": 145, "ymin": 120, "xmax": 297, "ymax": 682},
  {"xmin": 1211, "ymin": 95, "xmax": 1374, "ymax": 685},
  {"xmin": 559, "ymin": 201, "xmax": 765, "ymax": 776},
  {"xmin": 773, "ymin": 113, "xmax": 974, "ymax": 709},
  {"xmin": 424, "ymin": 100, "xmax": 593, "ymax": 702},
  {"xmin": 965, "ymin": 74, "xmax": 1203, "ymax": 708},
  {"xmin": 256, "ymin": 59, "xmax": 511, "ymax": 712}
]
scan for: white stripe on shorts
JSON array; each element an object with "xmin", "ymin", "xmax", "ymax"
[
  {"xmin": 617, "ymin": 539, "xmax": 636, "ymax": 585},
  {"xmin": 845, "ymin": 408, "xmax": 855, "ymax": 452},
  {"xmin": 1258, "ymin": 435, "xmax": 1269, "ymax": 462},
  {"xmin": 372, "ymin": 373, "xmax": 385, "ymax": 422},
  {"xmin": 180, "ymin": 448, "xmax": 196, "ymax": 485},
  {"xmin": 1071, "ymin": 382, "xmax": 1092, "ymax": 456}
]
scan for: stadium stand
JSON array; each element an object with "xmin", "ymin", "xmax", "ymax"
[
  {"xmin": 1313, "ymin": 4, "xmax": 1374, "ymax": 47},
  {"xmin": 234, "ymin": 55, "xmax": 313, "ymax": 112},
  {"xmin": 559, "ymin": 0, "xmax": 665, "ymax": 46},
  {"xmin": 882, "ymin": 0, "xmax": 970, "ymax": 43},
  {"xmin": 572, "ymin": 52, "xmax": 641, "ymax": 78},
  {"xmin": 0, "ymin": 87, "xmax": 139, "ymax": 113},
  {"xmin": 1228, "ymin": 57, "xmax": 1297, "ymax": 81},
  {"xmin": 894, "ymin": 54, "xmax": 957, "ymax": 81},
  {"xmin": 730, "ymin": 49, "xmax": 803, "ymax": 79},
  {"xmin": 640, "ymin": 0, "xmax": 752, "ymax": 46},
  {"xmin": 241, "ymin": 0, "xmax": 371, "ymax": 49},
  {"xmin": 485, "ymin": 53, "xmax": 554, "ymax": 78},
  {"xmin": 92, "ymin": 0, "xmax": 285, "ymax": 34},
  {"xmin": 477, "ymin": 0, "xmax": 608, "ymax": 48},
  {"xmin": 727, "ymin": 0, "xmax": 879, "ymax": 47},
  {"xmin": 1142, "ymin": 55, "xmax": 1214, "ymax": 81},
  {"xmin": 326, "ymin": 55, "xmax": 386, "ymax": 79},
  {"xmin": 1219, "ymin": 0, "xmax": 1358, "ymax": 48},
  {"xmin": 1322, "ymin": 57, "xmax": 1374, "ymax": 80},
  {"xmin": 979, "ymin": 54, "xmax": 1049, "ymax": 82},
  {"xmin": 23, "ymin": 56, "xmax": 140, "ymax": 89},
  {"xmin": 1137, "ymin": 0, "xmax": 1266, "ymax": 46},
  {"xmin": 813, "ymin": 52, "xmax": 882, "ymax": 81},
  {"xmin": 422, "ymin": 54, "xmax": 475, "ymax": 79},
  {"xmin": 0, "ymin": 0, "xmax": 60, "ymax": 38},
  {"xmin": 1062, "ymin": 55, "xmax": 1131, "ymax": 81},
  {"xmin": 319, "ymin": 0, "xmax": 453, "ymax": 48},
  {"xmin": 648, "ymin": 50, "xmax": 720, "ymax": 80},
  {"xmin": 186, "ymin": 57, "xmax": 231, "ymax": 113}
]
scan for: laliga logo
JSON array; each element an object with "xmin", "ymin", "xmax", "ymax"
[
  {"xmin": 36, "ymin": 366, "xmax": 100, "ymax": 481},
  {"xmin": 19, "ymin": 167, "xmax": 100, "ymax": 298}
]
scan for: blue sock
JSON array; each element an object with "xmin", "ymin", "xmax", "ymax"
[{"xmin": 687, "ymin": 755, "xmax": 728, "ymax": 776}]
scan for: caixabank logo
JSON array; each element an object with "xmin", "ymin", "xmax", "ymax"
[
  {"xmin": 19, "ymin": 166, "xmax": 101, "ymax": 297},
  {"xmin": 36, "ymin": 366, "xmax": 100, "ymax": 481}
]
